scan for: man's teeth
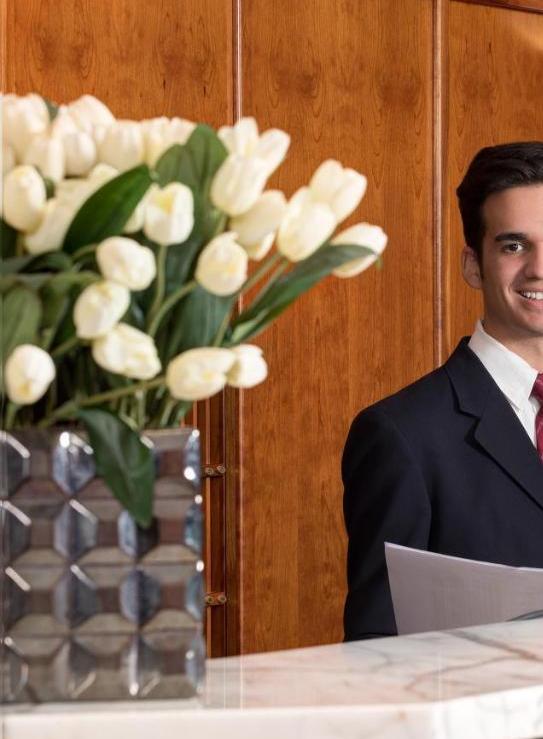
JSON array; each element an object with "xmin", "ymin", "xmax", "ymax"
[{"xmin": 519, "ymin": 291, "xmax": 543, "ymax": 300}]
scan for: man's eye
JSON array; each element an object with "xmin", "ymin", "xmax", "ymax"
[{"xmin": 503, "ymin": 242, "xmax": 525, "ymax": 253}]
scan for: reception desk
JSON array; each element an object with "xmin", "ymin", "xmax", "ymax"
[{"xmin": 4, "ymin": 619, "xmax": 543, "ymax": 739}]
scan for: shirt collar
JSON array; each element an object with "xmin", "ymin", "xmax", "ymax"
[{"xmin": 468, "ymin": 321, "xmax": 539, "ymax": 410}]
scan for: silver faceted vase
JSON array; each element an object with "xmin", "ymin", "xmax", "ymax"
[{"xmin": 0, "ymin": 427, "xmax": 205, "ymax": 702}]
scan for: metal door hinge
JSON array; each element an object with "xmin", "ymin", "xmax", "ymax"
[
  {"xmin": 202, "ymin": 464, "xmax": 226, "ymax": 478},
  {"xmin": 205, "ymin": 591, "xmax": 227, "ymax": 606}
]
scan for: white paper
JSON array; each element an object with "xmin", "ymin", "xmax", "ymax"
[{"xmin": 385, "ymin": 542, "xmax": 543, "ymax": 635}]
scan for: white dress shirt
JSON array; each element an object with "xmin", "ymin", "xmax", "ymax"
[{"xmin": 468, "ymin": 321, "xmax": 540, "ymax": 446}]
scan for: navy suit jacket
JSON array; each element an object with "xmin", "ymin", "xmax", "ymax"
[{"xmin": 343, "ymin": 339, "xmax": 543, "ymax": 641}]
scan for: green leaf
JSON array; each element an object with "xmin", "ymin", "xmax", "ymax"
[
  {"xmin": 1, "ymin": 219, "xmax": 18, "ymax": 259},
  {"xmin": 1, "ymin": 286, "xmax": 42, "ymax": 359},
  {"xmin": 229, "ymin": 243, "xmax": 377, "ymax": 344},
  {"xmin": 155, "ymin": 125, "xmax": 228, "ymax": 193},
  {"xmin": 78, "ymin": 408, "xmax": 155, "ymax": 527},
  {"xmin": 0, "ymin": 273, "xmax": 53, "ymax": 293},
  {"xmin": 42, "ymin": 176, "xmax": 56, "ymax": 199},
  {"xmin": 1, "ymin": 251, "xmax": 73, "ymax": 276},
  {"xmin": 63, "ymin": 165, "xmax": 153, "ymax": 253},
  {"xmin": 155, "ymin": 128, "xmax": 228, "ymax": 249},
  {"xmin": 43, "ymin": 270, "xmax": 99, "ymax": 292},
  {"xmin": 40, "ymin": 270, "xmax": 99, "ymax": 333},
  {"xmin": 155, "ymin": 144, "xmax": 185, "ymax": 187},
  {"xmin": 42, "ymin": 96, "xmax": 59, "ymax": 122},
  {"xmin": 162, "ymin": 285, "xmax": 234, "ymax": 360}
]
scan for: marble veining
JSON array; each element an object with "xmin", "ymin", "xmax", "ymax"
[{"xmin": 4, "ymin": 619, "xmax": 543, "ymax": 739}]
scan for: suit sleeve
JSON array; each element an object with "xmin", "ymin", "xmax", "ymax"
[{"xmin": 342, "ymin": 405, "xmax": 431, "ymax": 641}]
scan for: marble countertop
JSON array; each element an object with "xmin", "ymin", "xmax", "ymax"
[{"xmin": 4, "ymin": 619, "xmax": 543, "ymax": 739}]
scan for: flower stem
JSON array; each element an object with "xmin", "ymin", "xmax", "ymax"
[
  {"xmin": 148, "ymin": 244, "xmax": 168, "ymax": 327},
  {"xmin": 72, "ymin": 243, "xmax": 97, "ymax": 262},
  {"xmin": 240, "ymin": 252, "xmax": 282, "ymax": 296},
  {"xmin": 248, "ymin": 257, "xmax": 289, "ymax": 306},
  {"xmin": 211, "ymin": 253, "xmax": 284, "ymax": 348},
  {"xmin": 158, "ymin": 397, "xmax": 176, "ymax": 426},
  {"xmin": 51, "ymin": 335, "xmax": 79, "ymax": 359},
  {"xmin": 212, "ymin": 212, "xmax": 228, "ymax": 238},
  {"xmin": 212, "ymin": 309, "xmax": 232, "ymax": 347},
  {"xmin": 4, "ymin": 402, "xmax": 19, "ymax": 430},
  {"xmin": 147, "ymin": 280, "xmax": 197, "ymax": 337},
  {"xmin": 38, "ymin": 376, "xmax": 165, "ymax": 428}
]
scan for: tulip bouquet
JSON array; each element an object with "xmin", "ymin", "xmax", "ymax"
[{"xmin": 1, "ymin": 94, "xmax": 387, "ymax": 526}]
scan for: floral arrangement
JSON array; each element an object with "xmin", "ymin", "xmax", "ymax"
[{"xmin": 1, "ymin": 93, "xmax": 387, "ymax": 526}]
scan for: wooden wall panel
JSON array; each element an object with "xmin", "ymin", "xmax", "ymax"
[
  {"xmin": 444, "ymin": 1, "xmax": 543, "ymax": 355},
  {"xmin": 3, "ymin": 0, "xmax": 234, "ymax": 657},
  {"xmin": 6, "ymin": 0, "xmax": 542, "ymax": 660},
  {"xmin": 238, "ymin": 0, "xmax": 435, "ymax": 653},
  {"xmin": 4, "ymin": 0, "xmax": 232, "ymax": 124}
]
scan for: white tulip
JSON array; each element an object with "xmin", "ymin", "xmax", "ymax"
[
  {"xmin": 73, "ymin": 280, "xmax": 130, "ymax": 339},
  {"xmin": 218, "ymin": 117, "xmax": 259, "ymax": 157},
  {"xmin": 277, "ymin": 187, "xmax": 336, "ymax": 262},
  {"xmin": 211, "ymin": 154, "xmax": 269, "ymax": 216},
  {"xmin": 49, "ymin": 107, "xmax": 79, "ymax": 139},
  {"xmin": 23, "ymin": 134, "xmax": 65, "ymax": 182},
  {"xmin": 4, "ymin": 344, "xmax": 56, "ymax": 405},
  {"xmin": 98, "ymin": 120, "xmax": 144, "ymax": 171},
  {"xmin": 3, "ymin": 165, "xmax": 47, "ymax": 231},
  {"xmin": 55, "ymin": 163, "xmax": 118, "ymax": 212},
  {"xmin": 195, "ymin": 232, "xmax": 248, "ymax": 296},
  {"xmin": 88, "ymin": 162, "xmax": 119, "ymax": 185},
  {"xmin": 218, "ymin": 117, "xmax": 290, "ymax": 176},
  {"xmin": 96, "ymin": 236, "xmax": 156, "ymax": 290},
  {"xmin": 122, "ymin": 176, "xmax": 150, "ymax": 235},
  {"xmin": 3, "ymin": 94, "xmax": 49, "ymax": 159},
  {"xmin": 166, "ymin": 347, "xmax": 236, "ymax": 401},
  {"xmin": 143, "ymin": 116, "xmax": 196, "ymax": 167},
  {"xmin": 24, "ymin": 198, "xmax": 74, "ymax": 254},
  {"xmin": 169, "ymin": 117, "xmax": 196, "ymax": 144},
  {"xmin": 229, "ymin": 190, "xmax": 287, "ymax": 260},
  {"xmin": 143, "ymin": 182, "xmax": 194, "ymax": 246},
  {"xmin": 68, "ymin": 95, "xmax": 115, "ymax": 134},
  {"xmin": 227, "ymin": 345, "xmax": 268, "ymax": 388},
  {"xmin": 63, "ymin": 130, "xmax": 97, "ymax": 176},
  {"xmin": 331, "ymin": 223, "xmax": 388, "ymax": 278},
  {"xmin": 309, "ymin": 159, "xmax": 367, "ymax": 223},
  {"xmin": 123, "ymin": 193, "xmax": 147, "ymax": 234},
  {"xmin": 92, "ymin": 323, "xmax": 161, "ymax": 380},
  {"xmin": 2, "ymin": 142, "xmax": 16, "ymax": 175}
]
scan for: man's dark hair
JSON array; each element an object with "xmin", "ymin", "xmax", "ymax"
[{"xmin": 456, "ymin": 141, "xmax": 543, "ymax": 261}]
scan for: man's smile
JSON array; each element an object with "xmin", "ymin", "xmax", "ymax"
[{"xmin": 516, "ymin": 289, "xmax": 543, "ymax": 302}]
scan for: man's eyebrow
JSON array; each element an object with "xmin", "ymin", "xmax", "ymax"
[{"xmin": 494, "ymin": 231, "xmax": 528, "ymax": 242}]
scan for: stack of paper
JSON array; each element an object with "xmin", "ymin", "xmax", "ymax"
[{"xmin": 385, "ymin": 543, "xmax": 543, "ymax": 634}]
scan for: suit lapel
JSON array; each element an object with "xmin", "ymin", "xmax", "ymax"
[{"xmin": 445, "ymin": 339, "xmax": 543, "ymax": 512}]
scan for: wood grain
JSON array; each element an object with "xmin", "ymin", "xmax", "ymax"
[
  {"xmin": 4, "ymin": 0, "xmax": 233, "ymax": 124},
  {"xmin": 237, "ymin": 0, "xmax": 435, "ymax": 653},
  {"xmin": 444, "ymin": 1, "xmax": 543, "ymax": 355},
  {"xmin": 6, "ymin": 0, "xmax": 543, "ymax": 659},
  {"xmin": 3, "ymin": 0, "xmax": 234, "ymax": 658}
]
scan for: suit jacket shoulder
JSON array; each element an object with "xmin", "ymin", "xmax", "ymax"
[{"xmin": 342, "ymin": 338, "xmax": 543, "ymax": 641}]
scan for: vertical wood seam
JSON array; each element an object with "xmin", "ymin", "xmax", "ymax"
[
  {"xmin": 233, "ymin": 0, "xmax": 243, "ymax": 121},
  {"xmin": 1, "ymin": 0, "xmax": 7, "ymax": 93},
  {"xmin": 224, "ymin": 0, "xmax": 243, "ymax": 656},
  {"xmin": 432, "ymin": 0, "xmax": 445, "ymax": 367}
]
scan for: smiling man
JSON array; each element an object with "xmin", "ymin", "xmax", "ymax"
[{"xmin": 343, "ymin": 142, "xmax": 543, "ymax": 641}]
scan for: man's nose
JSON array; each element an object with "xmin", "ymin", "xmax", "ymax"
[{"xmin": 525, "ymin": 243, "xmax": 543, "ymax": 279}]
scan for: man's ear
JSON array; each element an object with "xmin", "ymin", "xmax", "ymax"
[{"xmin": 461, "ymin": 246, "xmax": 482, "ymax": 289}]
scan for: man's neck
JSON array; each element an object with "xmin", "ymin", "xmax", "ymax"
[{"xmin": 481, "ymin": 323, "xmax": 543, "ymax": 372}]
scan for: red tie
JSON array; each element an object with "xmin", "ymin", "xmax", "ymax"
[{"xmin": 533, "ymin": 374, "xmax": 543, "ymax": 462}]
